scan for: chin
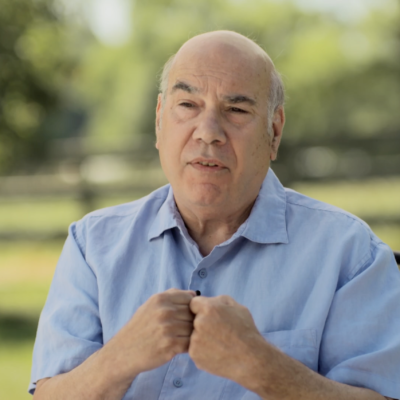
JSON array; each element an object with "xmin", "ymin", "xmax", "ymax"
[{"xmin": 187, "ymin": 183, "xmax": 225, "ymax": 207}]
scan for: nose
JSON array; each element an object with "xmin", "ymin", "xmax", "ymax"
[{"xmin": 192, "ymin": 108, "xmax": 227, "ymax": 145}]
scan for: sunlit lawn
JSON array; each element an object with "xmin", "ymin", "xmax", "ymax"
[
  {"xmin": 0, "ymin": 179, "xmax": 399, "ymax": 399},
  {"xmin": 0, "ymin": 240, "xmax": 63, "ymax": 400}
]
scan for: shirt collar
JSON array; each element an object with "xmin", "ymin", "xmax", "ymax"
[
  {"xmin": 240, "ymin": 168, "xmax": 289, "ymax": 244},
  {"xmin": 148, "ymin": 168, "xmax": 288, "ymax": 245},
  {"xmin": 148, "ymin": 186, "xmax": 182, "ymax": 241}
]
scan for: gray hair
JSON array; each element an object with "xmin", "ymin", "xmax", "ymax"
[{"xmin": 158, "ymin": 53, "xmax": 285, "ymax": 134}]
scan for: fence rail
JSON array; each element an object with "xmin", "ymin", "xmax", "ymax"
[{"xmin": 1, "ymin": 135, "xmax": 399, "ymax": 243}]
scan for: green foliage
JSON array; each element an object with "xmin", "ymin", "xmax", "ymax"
[
  {"xmin": 0, "ymin": 0, "xmax": 90, "ymax": 174},
  {"xmin": 74, "ymin": 0, "xmax": 400, "ymax": 149},
  {"xmin": 1, "ymin": 0, "xmax": 399, "ymax": 168}
]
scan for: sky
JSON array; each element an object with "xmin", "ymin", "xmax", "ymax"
[
  {"xmin": 76, "ymin": 0, "xmax": 396, "ymax": 46},
  {"xmin": 84, "ymin": 0, "xmax": 132, "ymax": 46}
]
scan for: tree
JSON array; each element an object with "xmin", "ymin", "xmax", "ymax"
[
  {"xmin": 0, "ymin": 0, "xmax": 90, "ymax": 174},
  {"xmin": 77, "ymin": 0, "xmax": 400, "ymax": 150}
]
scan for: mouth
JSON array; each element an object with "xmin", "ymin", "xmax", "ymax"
[
  {"xmin": 197, "ymin": 161, "xmax": 219, "ymax": 167},
  {"xmin": 189, "ymin": 158, "xmax": 227, "ymax": 171}
]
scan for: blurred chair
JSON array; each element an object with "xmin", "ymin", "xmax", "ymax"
[{"xmin": 394, "ymin": 251, "xmax": 400, "ymax": 265}]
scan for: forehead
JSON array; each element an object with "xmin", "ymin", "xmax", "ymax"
[{"xmin": 168, "ymin": 44, "xmax": 270, "ymax": 101}]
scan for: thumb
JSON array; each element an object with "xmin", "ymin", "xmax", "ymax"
[{"xmin": 189, "ymin": 295, "xmax": 208, "ymax": 315}]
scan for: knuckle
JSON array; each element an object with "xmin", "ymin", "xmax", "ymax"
[
  {"xmin": 153, "ymin": 307, "xmax": 168, "ymax": 322},
  {"xmin": 193, "ymin": 314, "xmax": 205, "ymax": 330},
  {"xmin": 218, "ymin": 294, "xmax": 233, "ymax": 304},
  {"xmin": 165, "ymin": 287, "xmax": 179, "ymax": 295},
  {"xmin": 201, "ymin": 301, "xmax": 214, "ymax": 314},
  {"xmin": 158, "ymin": 334, "xmax": 174, "ymax": 350},
  {"xmin": 190, "ymin": 331, "xmax": 201, "ymax": 347},
  {"xmin": 150, "ymin": 293, "xmax": 166, "ymax": 307},
  {"xmin": 158, "ymin": 321, "xmax": 173, "ymax": 336}
]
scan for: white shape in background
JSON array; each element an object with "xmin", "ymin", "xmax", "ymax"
[
  {"xmin": 86, "ymin": 0, "xmax": 132, "ymax": 46},
  {"xmin": 81, "ymin": 155, "xmax": 130, "ymax": 183},
  {"xmin": 296, "ymin": 147, "xmax": 338, "ymax": 178},
  {"xmin": 84, "ymin": 0, "xmax": 132, "ymax": 46}
]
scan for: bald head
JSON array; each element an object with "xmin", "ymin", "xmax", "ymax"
[{"xmin": 159, "ymin": 30, "xmax": 284, "ymax": 123}]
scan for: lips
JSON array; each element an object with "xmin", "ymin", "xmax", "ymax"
[
  {"xmin": 188, "ymin": 158, "xmax": 228, "ymax": 173},
  {"xmin": 190, "ymin": 158, "xmax": 226, "ymax": 168}
]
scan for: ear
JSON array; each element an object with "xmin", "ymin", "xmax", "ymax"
[
  {"xmin": 155, "ymin": 93, "xmax": 163, "ymax": 150},
  {"xmin": 270, "ymin": 106, "xmax": 285, "ymax": 161}
]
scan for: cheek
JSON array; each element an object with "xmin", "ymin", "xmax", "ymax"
[
  {"xmin": 158, "ymin": 129, "xmax": 188, "ymax": 170},
  {"xmin": 244, "ymin": 135, "xmax": 271, "ymax": 172}
]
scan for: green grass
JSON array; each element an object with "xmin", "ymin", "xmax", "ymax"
[
  {"xmin": 0, "ymin": 342, "xmax": 34, "ymax": 400},
  {"xmin": 0, "ymin": 241, "xmax": 63, "ymax": 399},
  {"xmin": 292, "ymin": 177, "xmax": 400, "ymax": 217},
  {"xmin": 0, "ymin": 199, "xmax": 82, "ymax": 233},
  {"xmin": 0, "ymin": 193, "xmax": 149, "ymax": 234}
]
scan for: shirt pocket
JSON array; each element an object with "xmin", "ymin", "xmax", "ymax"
[
  {"xmin": 222, "ymin": 329, "xmax": 319, "ymax": 400},
  {"xmin": 262, "ymin": 329, "xmax": 318, "ymax": 371}
]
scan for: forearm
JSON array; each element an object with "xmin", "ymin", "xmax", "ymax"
[
  {"xmin": 33, "ymin": 289, "xmax": 195, "ymax": 400},
  {"xmin": 33, "ymin": 344, "xmax": 136, "ymax": 400},
  {"xmin": 246, "ymin": 340, "xmax": 387, "ymax": 400}
]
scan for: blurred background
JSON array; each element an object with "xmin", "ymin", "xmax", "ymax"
[{"xmin": 0, "ymin": 0, "xmax": 399, "ymax": 397}]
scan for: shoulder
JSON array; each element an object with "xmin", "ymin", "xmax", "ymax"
[
  {"xmin": 283, "ymin": 187, "xmax": 389, "ymax": 282},
  {"xmin": 70, "ymin": 184, "xmax": 170, "ymax": 250},
  {"xmin": 285, "ymin": 187, "xmax": 372, "ymax": 234}
]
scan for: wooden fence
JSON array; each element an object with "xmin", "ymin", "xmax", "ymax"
[{"xmin": 0, "ymin": 134, "xmax": 399, "ymax": 242}]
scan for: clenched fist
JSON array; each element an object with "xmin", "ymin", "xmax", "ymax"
[
  {"xmin": 189, "ymin": 295, "xmax": 270, "ymax": 390},
  {"xmin": 107, "ymin": 288, "xmax": 196, "ymax": 379}
]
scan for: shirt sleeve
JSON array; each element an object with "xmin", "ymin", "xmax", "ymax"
[
  {"xmin": 29, "ymin": 221, "xmax": 103, "ymax": 394},
  {"xmin": 319, "ymin": 236, "xmax": 400, "ymax": 399}
]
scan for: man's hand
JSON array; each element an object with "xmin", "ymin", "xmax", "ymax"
[
  {"xmin": 34, "ymin": 288, "xmax": 196, "ymax": 400},
  {"xmin": 110, "ymin": 288, "xmax": 196, "ymax": 377},
  {"xmin": 189, "ymin": 295, "xmax": 389, "ymax": 400},
  {"xmin": 189, "ymin": 295, "xmax": 266, "ymax": 386}
]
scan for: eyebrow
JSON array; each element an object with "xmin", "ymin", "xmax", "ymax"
[
  {"xmin": 171, "ymin": 81, "xmax": 200, "ymax": 94},
  {"xmin": 223, "ymin": 94, "xmax": 257, "ymax": 106},
  {"xmin": 171, "ymin": 81, "xmax": 257, "ymax": 106}
]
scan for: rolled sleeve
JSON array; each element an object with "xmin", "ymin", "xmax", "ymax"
[
  {"xmin": 320, "ymin": 239, "xmax": 400, "ymax": 399},
  {"xmin": 29, "ymin": 221, "xmax": 103, "ymax": 394}
]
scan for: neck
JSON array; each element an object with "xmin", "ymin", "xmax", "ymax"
[{"xmin": 175, "ymin": 198, "xmax": 256, "ymax": 256}]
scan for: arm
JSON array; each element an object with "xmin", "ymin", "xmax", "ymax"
[
  {"xmin": 33, "ymin": 289, "xmax": 195, "ymax": 400},
  {"xmin": 189, "ymin": 295, "xmax": 391, "ymax": 400}
]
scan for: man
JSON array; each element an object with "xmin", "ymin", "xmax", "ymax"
[{"xmin": 30, "ymin": 31, "xmax": 400, "ymax": 399}]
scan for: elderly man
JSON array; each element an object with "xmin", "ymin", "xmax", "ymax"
[{"xmin": 30, "ymin": 31, "xmax": 400, "ymax": 399}]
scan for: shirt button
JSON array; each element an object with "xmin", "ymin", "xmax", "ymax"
[
  {"xmin": 198, "ymin": 268, "xmax": 208, "ymax": 279},
  {"xmin": 173, "ymin": 378, "xmax": 183, "ymax": 388}
]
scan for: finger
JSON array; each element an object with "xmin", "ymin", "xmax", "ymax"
[
  {"xmin": 173, "ymin": 304, "xmax": 196, "ymax": 322},
  {"xmin": 189, "ymin": 295, "xmax": 209, "ymax": 314},
  {"xmin": 173, "ymin": 320, "xmax": 195, "ymax": 337},
  {"xmin": 216, "ymin": 295, "xmax": 237, "ymax": 306},
  {"xmin": 172, "ymin": 336, "xmax": 191, "ymax": 354},
  {"xmin": 190, "ymin": 295, "xmax": 238, "ymax": 314},
  {"xmin": 164, "ymin": 289, "xmax": 196, "ymax": 305},
  {"xmin": 158, "ymin": 320, "xmax": 193, "ymax": 338}
]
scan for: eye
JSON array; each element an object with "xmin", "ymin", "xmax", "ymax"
[
  {"xmin": 230, "ymin": 107, "xmax": 247, "ymax": 113},
  {"xmin": 179, "ymin": 102, "xmax": 194, "ymax": 108}
]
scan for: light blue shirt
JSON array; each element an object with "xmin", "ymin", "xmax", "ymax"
[{"xmin": 30, "ymin": 169, "xmax": 400, "ymax": 399}]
